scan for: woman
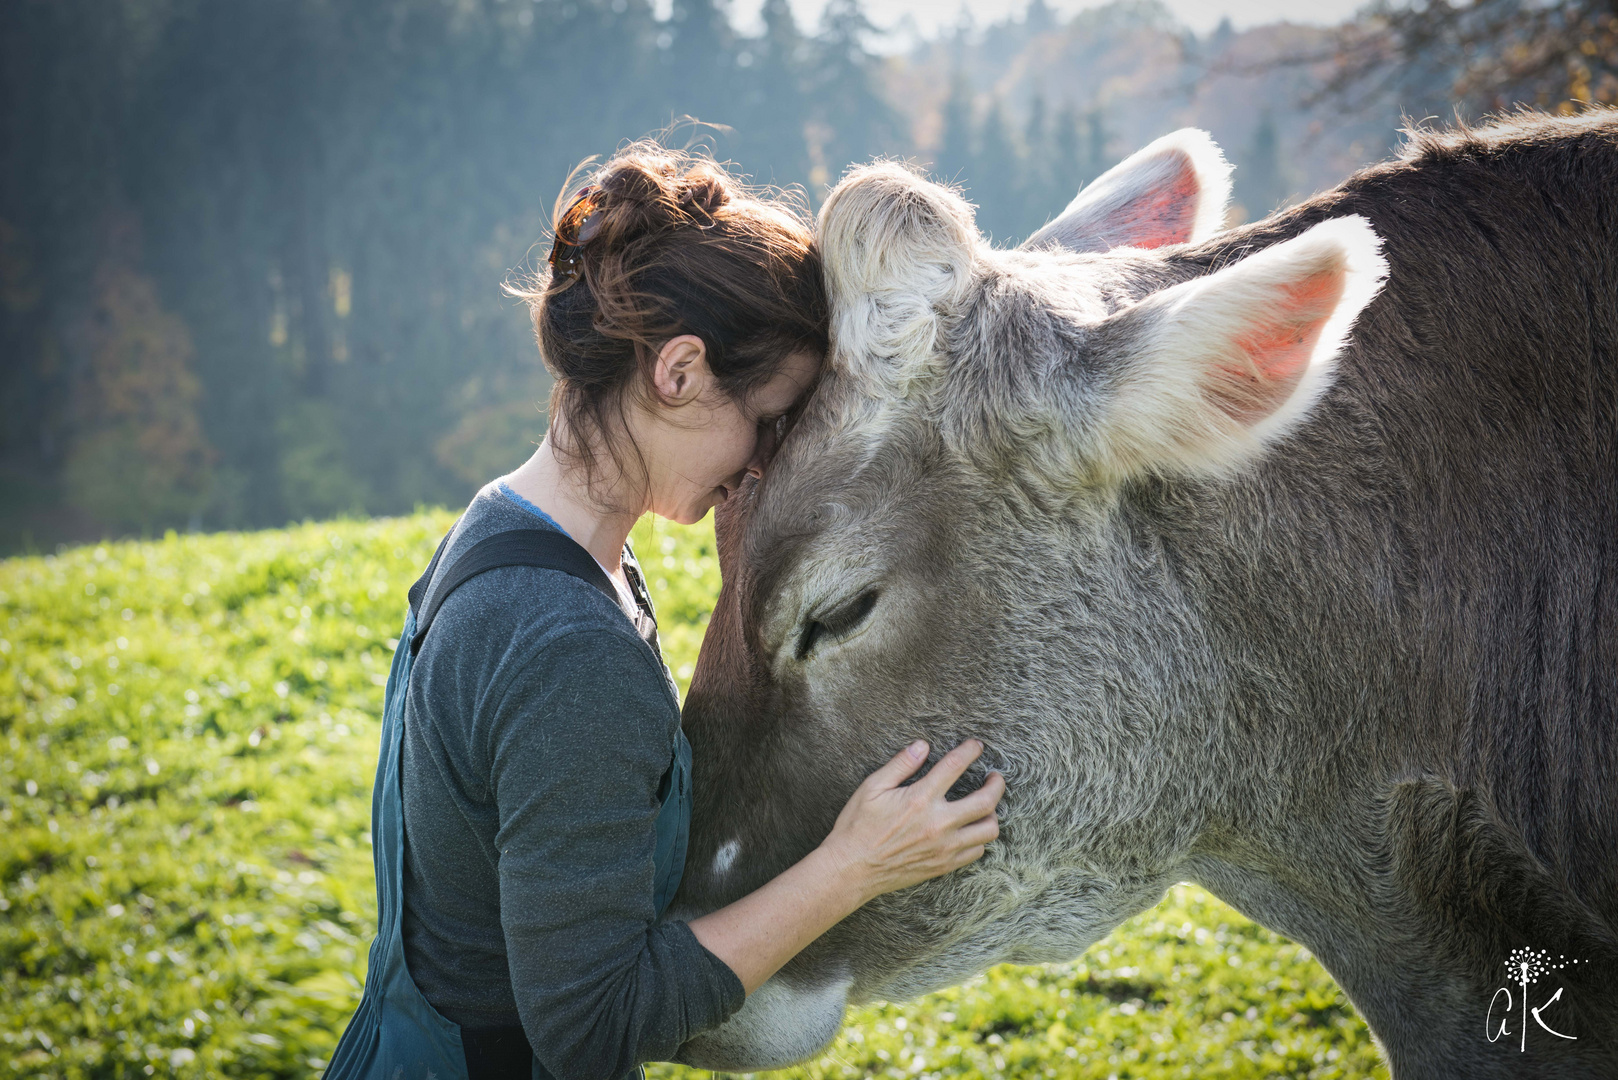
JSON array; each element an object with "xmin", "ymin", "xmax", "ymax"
[{"xmin": 326, "ymin": 143, "xmax": 1005, "ymax": 1080}]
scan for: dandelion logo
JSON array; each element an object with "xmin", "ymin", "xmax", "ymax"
[{"xmin": 1486, "ymin": 946, "xmax": 1580, "ymax": 1051}]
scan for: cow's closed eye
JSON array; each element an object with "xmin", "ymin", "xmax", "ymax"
[{"xmin": 796, "ymin": 589, "xmax": 879, "ymax": 661}]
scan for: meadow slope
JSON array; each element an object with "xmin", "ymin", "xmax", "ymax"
[{"xmin": 0, "ymin": 513, "xmax": 1387, "ymax": 1079}]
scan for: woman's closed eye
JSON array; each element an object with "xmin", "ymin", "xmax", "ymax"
[{"xmin": 752, "ymin": 414, "xmax": 789, "ymax": 464}]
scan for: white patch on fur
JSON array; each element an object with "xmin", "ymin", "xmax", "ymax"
[
  {"xmin": 676, "ymin": 972, "xmax": 853, "ymax": 1070},
  {"xmin": 1094, "ymin": 215, "xmax": 1388, "ymax": 481},
  {"xmin": 817, "ymin": 162, "xmax": 979, "ymax": 394},
  {"xmin": 712, "ymin": 839, "xmax": 740, "ymax": 875},
  {"xmin": 1024, "ymin": 128, "xmax": 1233, "ymax": 253}
]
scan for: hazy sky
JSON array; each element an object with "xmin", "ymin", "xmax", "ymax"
[{"xmin": 726, "ymin": 0, "xmax": 1369, "ymax": 38}]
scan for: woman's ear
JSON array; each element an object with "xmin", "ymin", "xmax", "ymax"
[{"xmin": 653, "ymin": 334, "xmax": 710, "ymax": 404}]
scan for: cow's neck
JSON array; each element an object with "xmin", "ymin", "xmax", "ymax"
[
  {"xmin": 1144, "ymin": 447, "xmax": 1618, "ymax": 1073},
  {"xmin": 1181, "ymin": 794, "xmax": 1618, "ymax": 1078}
]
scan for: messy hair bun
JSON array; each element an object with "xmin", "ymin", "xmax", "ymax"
[
  {"xmin": 593, "ymin": 155, "xmax": 730, "ymax": 235},
  {"xmin": 509, "ymin": 141, "xmax": 828, "ymax": 504}
]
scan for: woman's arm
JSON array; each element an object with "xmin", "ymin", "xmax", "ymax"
[{"xmin": 689, "ymin": 738, "xmax": 1004, "ymax": 993}]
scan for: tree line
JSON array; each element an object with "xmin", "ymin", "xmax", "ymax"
[
  {"xmin": 1, "ymin": 0, "xmax": 1132, "ymax": 550},
  {"xmin": 5, "ymin": 0, "xmax": 1595, "ymax": 551},
  {"xmin": 1, "ymin": 0, "xmax": 913, "ymax": 549}
]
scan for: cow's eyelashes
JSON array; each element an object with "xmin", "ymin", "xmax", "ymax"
[{"xmin": 796, "ymin": 589, "xmax": 880, "ymax": 661}]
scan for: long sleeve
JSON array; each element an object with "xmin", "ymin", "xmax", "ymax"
[{"xmin": 485, "ymin": 626, "xmax": 743, "ymax": 1080}]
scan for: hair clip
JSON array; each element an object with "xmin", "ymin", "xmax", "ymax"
[{"xmin": 547, "ymin": 185, "xmax": 603, "ymax": 292}]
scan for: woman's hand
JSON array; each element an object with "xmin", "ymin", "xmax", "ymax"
[
  {"xmin": 688, "ymin": 737, "xmax": 1004, "ymax": 994},
  {"xmin": 820, "ymin": 739, "xmax": 1005, "ymax": 905}
]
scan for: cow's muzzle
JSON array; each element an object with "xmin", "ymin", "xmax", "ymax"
[{"xmin": 674, "ymin": 970, "xmax": 852, "ymax": 1069}]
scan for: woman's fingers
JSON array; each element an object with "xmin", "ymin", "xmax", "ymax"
[
  {"xmin": 952, "ymin": 844, "xmax": 987, "ymax": 870},
  {"xmin": 824, "ymin": 739, "xmax": 1006, "ymax": 900},
  {"xmin": 862, "ymin": 739, "xmax": 930, "ymax": 793},
  {"xmin": 919, "ymin": 738, "xmax": 985, "ymax": 798},
  {"xmin": 946, "ymin": 772, "xmax": 1005, "ymax": 824},
  {"xmin": 953, "ymin": 813, "xmax": 1000, "ymax": 848},
  {"xmin": 863, "ymin": 738, "xmax": 998, "ymax": 802}
]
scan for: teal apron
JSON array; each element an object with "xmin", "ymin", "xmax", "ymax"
[{"xmin": 325, "ymin": 531, "xmax": 693, "ymax": 1080}]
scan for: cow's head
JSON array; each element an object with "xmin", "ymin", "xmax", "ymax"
[{"xmin": 672, "ymin": 130, "xmax": 1387, "ymax": 1068}]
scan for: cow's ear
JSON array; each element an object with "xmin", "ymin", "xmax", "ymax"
[
  {"xmin": 818, "ymin": 162, "xmax": 978, "ymax": 391},
  {"xmin": 1081, "ymin": 216, "xmax": 1386, "ymax": 482},
  {"xmin": 1023, "ymin": 129, "xmax": 1232, "ymax": 254}
]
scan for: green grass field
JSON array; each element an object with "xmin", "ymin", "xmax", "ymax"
[{"xmin": 0, "ymin": 513, "xmax": 1389, "ymax": 1079}]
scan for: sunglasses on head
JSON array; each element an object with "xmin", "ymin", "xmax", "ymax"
[{"xmin": 547, "ymin": 185, "xmax": 603, "ymax": 293}]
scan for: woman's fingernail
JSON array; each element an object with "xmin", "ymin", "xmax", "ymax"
[{"xmin": 908, "ymin": 740, "xmax": 926, "ymax": 758}]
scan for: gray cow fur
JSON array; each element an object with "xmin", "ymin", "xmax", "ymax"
[{"xmin": 671, "ymin": 111, "xmax": 1618, "ymax": 1077}]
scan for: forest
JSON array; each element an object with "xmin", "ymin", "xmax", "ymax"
[{"xmin": 2, "ymin": 0, "xmax": 1612, "ymax": 551}]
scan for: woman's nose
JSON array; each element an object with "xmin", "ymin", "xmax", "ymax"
[{"xmin": 745, "ymin": 446, "xmax": 767, "ymax": 480}]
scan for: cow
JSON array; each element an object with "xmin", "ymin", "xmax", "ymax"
[{"xmin": 669, "ymin": 111, "xmax": 1618, "ymax": 1078}]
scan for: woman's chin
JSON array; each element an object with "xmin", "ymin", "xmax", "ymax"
[
  {"xmin": 668, "ymin": 497, "xmax": 718, "ymax": 526},
  {"xmin": 656, "ymin": 486, "xmax": 729, "ymax": 526}
]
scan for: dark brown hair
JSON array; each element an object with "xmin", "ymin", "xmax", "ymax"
[{"xmin": 510, "ymin": 141, "xmax": 829, "ymax": 505}]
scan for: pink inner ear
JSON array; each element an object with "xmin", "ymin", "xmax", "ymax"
[
  {"xmin": 1211, "ymin": 268, "xmax": 1345, "ymax": 426},
  {"xmin": 1111, "ymin": 162, "xmax": 1200, "ymax": 249}
]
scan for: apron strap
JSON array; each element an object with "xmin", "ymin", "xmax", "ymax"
[
  {"xmin": 407, "ymin": 524, "xmax": 457, "ymax": 616},
  {"xmin": 410, "ymin": 528, "xmax": 620, "ymax": 656}
]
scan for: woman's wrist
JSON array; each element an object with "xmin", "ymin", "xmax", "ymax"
[
  {"xmin": 688, "ymin": 834, "xmax": 879, "ymax": 994},
  {"xmin": 808, "ymin": 834, "xmax": 881, "ymax": 911}
]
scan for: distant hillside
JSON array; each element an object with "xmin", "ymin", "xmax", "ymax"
[{"xmin": 880, "ymin": 0, "xmax": 1408, "ymax": 239}]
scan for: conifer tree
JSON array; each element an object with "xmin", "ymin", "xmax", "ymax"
[
  {"xmin": 808, "ymin": 0, "xmax": 904, "ymax": 188},
  {"xmin": 937, "ymin": 72, "xmax": 976, "ymax": 186},
  {"xmin": 974, "ymin": 98, "xmax": 1020, "ymax": 241},
  {"xmin": 1082, "ymin": 106, "xmax": 1112, "ymax": 185},
  {"xmin": 1235, "ymin": 110, "xmax": 1289, "ymax": 221},
  {"xmin": 736, "ymin": 0, "xmax": 813, "ymax": 189},
  {"xmin": 1053, "ymin": 101, "xmax": 1085, "ymax": 198},
  {"xmin": 667, "ymin": 0, "xmax": 737, "ymax": 123},
  {"xmin": 1021, "ymin": 92, "xmax": 1056, "ymax": 231},
  {"xmin": 1025, "ymin": 0, "xmax": 1058, "ymax": 35}
]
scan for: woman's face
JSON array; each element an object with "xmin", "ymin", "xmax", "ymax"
[{"xmin": 638, "ymin": 345, "xmax": 821, "ymax": 526}]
